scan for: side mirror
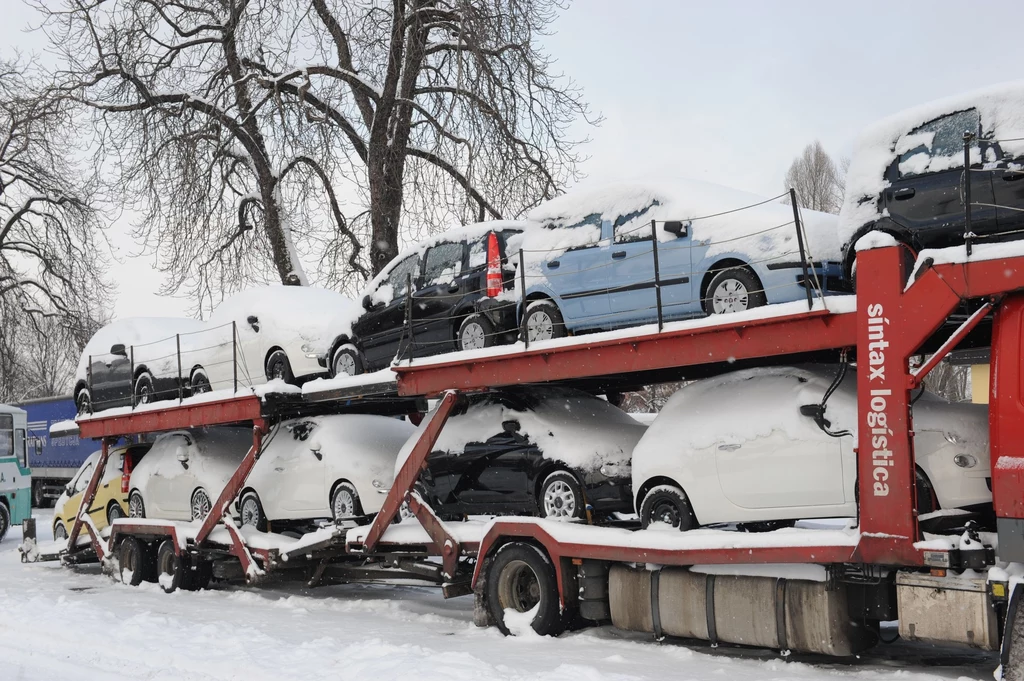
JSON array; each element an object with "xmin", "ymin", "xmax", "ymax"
[
  {"xmin": 110, "ymin": 343, "xmax": 127, "ymax": 357},
  {"xmin": 362, "ymin": 294, "xmax": 373, "ymax": 311},
  {"xmin": 502, "ymin": 419, "xmax": 521, "ymax": 434},
  {"xmin": 246, "ymin": 315, "xmax": 260, "ymax": 331},
  {"xmin": 175, "ymin": 445, "xmax": 189, "ymax": 464},
  {"xmin": 64, "ymin": 484, "xmax": 73, "ymax": 496},
  {"xmin": 664, "ymin": 221, "xmax": 689, "ymax": 237},
  {"xmin": 800, "ymin": 404, "xmax": 832, "ymax": 429}
]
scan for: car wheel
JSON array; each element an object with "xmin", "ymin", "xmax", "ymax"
[
  {"xmin": 128, "ymin": 491, "xmax": 146, "ymax": 518},
  {"xmin": 916, "ymin": 468, "xmax": 938, "ymax": 516},
  {"xmin": 190, "ymin": 368, "xmax": 212, "ymax": 395},
  {"xmin": 107, "ymin": 501, "xmax": 126, "ymax": 525},
  {"xmin": 523, "ymin": 300, "xmax": 566, "ymax": 343},
  {"xmin": 538, "ymin": 471, "xmax": 585, "ymax": 521},
  {"xmin": 331, "ymin": 481, "xmax": 363, "ymax": 522},
  {"xmin": 191, "ymin": 488, "xmax": 213, "ymax": 522},
  {"xmin": 156, "ymin": 538, "xmax": 190, "ymax": 593},
  {"xmin": 53, "ymin": 522, "xmax": 68, "ymax": 541},
  {"xmin": 331, "ymin": 344, "xmax": 363, "ymax": 378},
  {"xmin": 239, "ymin": 491, "xmax": 268, "ymax": 532},
  {"xmin": 32, "ymin": 483, "xmax": 48, "ymax": 509},
  {"xmin": 705, "ymin": 266, "xmax": 767, "ymax": 314},
  {"xmin": 76, "ymin": 389, "xmax": 92, "ymax": 415},
  {"xmin": 459, "ymin": 313, "xmax": 495, "ymax": 351},
  {"xmin": 118, "ymin": 536, "xmax": 147, "ymax": 586},
  {"xmin": 0, "ymin": 504, "xmax": 9, "ymax": 543},
  {"xmin": 640, "ymin": 484, "xmax": 697, "ymax": 531},
  {"xmin": 134, "ymin": 371, "xmax": 156, "ymax": 405},
  {"xmin": 486, "ymin": 542, "xmax": 566, "ymax": 636},
  {"xmin": 266, "ymin": 349, "xmax": 295, "ymax": 383}
]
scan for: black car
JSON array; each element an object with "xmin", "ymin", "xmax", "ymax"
[
  {"xmin": 324, "ymin": 224, "xmax": 525, "ymax": 376},
  {"xmin": 409, "ymin": 387, "xmax": 647, "ymax": 520},
  {"xmin": 840, "ymin": 98, "xmax": 1024, "ymax": 281}
]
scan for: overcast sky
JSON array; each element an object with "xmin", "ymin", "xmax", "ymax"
[{"xmin": 4, "ymin": 0, "xmax": 1024, "ymax": 320}]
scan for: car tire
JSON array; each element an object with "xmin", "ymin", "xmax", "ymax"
[
  {"xmin": 190, "ymin": 488, "xmax": 213, "ymax": 522},
  {"xmin": 523, "ymin": 300, "xmax": 566, "ymax": 343},
  {"xmin": 705, "ymin": 266, "xmax": 767, "ymax": 315},
  {"xmin": 118, "ymin": 536, "xmax": 147, "ymax": 586},
  {"xmin": 107, "ymin": 501, "xmax": 126, "ymax": 525},
  {"xmin": 239, "ymin": 490, "xmax": 268, "ymax": 532},
  {"xmin": 156, "ymin": 538, "xmax": 190, "ymax": 593},
  {"xmin": 128, "ymin": 491, "xmax": 146, "ymax": 518},
  {"xmin": 0, "ymin": 503, "xmax": 9, "ymax": 543},
  {"xmin": 459, "ymin": 313, "xmax": 496, "ymax": 351},
  {"xmin": 76, "ymin": 389, "xmax": 92, "ymax": 415},
  {"xmin": 331, "ymin": 344, "xmax": 363, "ymax": 378},
  {"xmin": 266, "ymin": 349, "xmax": 295, "ymax": 384},
  {"xmin": 53, "ymin": 521, "xmax": 68, "ymax": 541},
  {"xmin": 190, "ymin": 368, "xmax": 212, "ymax": 395},
  {"xmin": 331, "ymin": 481, "xmax": 363, "ymax": 522},
  {"xmin": 916, "ymin": 468, "xmax": 938, "ymax": 516},
  {"xmin": 486, "ymin": 542, "xmax": 566, "ymax": 637},
  {"xmin": 640, "ymin": 484, "xmax": 697, "ymax": 531},
  {"xmin": 538, "ymin": 471, "xmax": 585, "ymax": 521},
  {"xmin": 134, "ymin": 371, "xmax": 157, "ymax": 405}
]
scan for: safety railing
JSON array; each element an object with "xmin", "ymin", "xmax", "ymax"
[
  {"xmin": 82, "ymin": 321, "xmax": 255, "ymax": 414},
  {"xmin": 394, "ymin": 188, "xmax": 831, "ymax": 362},
  {"xmin": 961, "ymin": 132, "xmax": 1024, "ymax": 256}
]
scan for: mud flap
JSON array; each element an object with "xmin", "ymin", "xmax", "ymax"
[{"xmin": 1002, "ymin": 584, "xmax": 1024, "ymax": 680}]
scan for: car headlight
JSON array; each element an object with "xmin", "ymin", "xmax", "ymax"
[
  {"xmin": 944, "ymin": 432, "xmax": 962, "ymax": 444},
  {"xmin": 372, "ymin": 479, "xmax": 385, "ymax": 489},
  {"xmin": 599, "ymin": 463, "xmax": 631, "ymax": 478},
  {"xmin": 954, "ymin": 454, "xmax": 978, "ymax": 469},
  {"xmin": 301, "ymin": 342, "xmax": 318, "ymax": 354}
]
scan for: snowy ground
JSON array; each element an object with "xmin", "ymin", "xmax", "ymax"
[{"xmin": 0, "ymin": 512, "xmax": 998, "ymax": 681}]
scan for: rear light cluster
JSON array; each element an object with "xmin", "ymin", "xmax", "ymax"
[
  {"xmin": 121, "ymin": 453, "xmax": 134, "ymax": 494},
  {"xmin": 486, "ymin": 232, "xmax": 502, "ymax": 298}
]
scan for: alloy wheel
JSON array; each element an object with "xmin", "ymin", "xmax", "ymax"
[
  {"xmin": 461, "ymin": 321, "xmax": 487, "ymax": 350},
  {"xmin": 543, "ymin": 480, "xmax": 577, "ymax": 518},
  {"xmin": 712, "ymin": 279, "xmax": 750, "ymax": 313},
  {"xmin": 240, "ymin": 496, "xmax": 261, "ymax": 527},
  {"xmin": 333, "ymin": 488, "xmax": 357, "ymax": 519},
  {"xmin": 128, "ymin": 493, "xmax": 145, "ymax": 518},
  {"xmin": 333, "ymin": 352, "xmax": 356, "ymax": 377},
  {"xmin": 527, "ymin": 311, "xmax": 554, "ymax": 342},
  {"xmin": 191, "ymin": 489, "xmax": 212, "ymax": 521}
]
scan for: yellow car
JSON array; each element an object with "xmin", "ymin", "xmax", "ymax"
[{"xmin": 52, "ymin": 443, "xmax": 151, "ymax": 540}]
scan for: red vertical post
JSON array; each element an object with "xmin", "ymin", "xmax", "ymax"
[
  {"xmin": 68, "ymin": 437, "xmax": 112, "ymax": 552},
  {"xmin": 855, "ymin": 245, "xmax": 918, "ymax": 557},
  {"xmin": 195, "ymin": 423, "xmax": 265, "ymax": 546}
]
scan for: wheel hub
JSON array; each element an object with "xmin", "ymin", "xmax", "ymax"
[
  {"xmin": 335, "ymin": 353, "xmax": 356, "ymax": 376},
  {"xmin": 543, "ymin": 480, "xmax": 576, "ymax": 518},
  {"xmin": 462, "ymin": 322, "xmax": 485, "ymax": 350},
  {"xmin": 712, "ymin": 279, "xmax": 749, "ymax": 313},
  {"xmin": 527, "ymin": 312, "xmax": 553, "ymax": 342}
]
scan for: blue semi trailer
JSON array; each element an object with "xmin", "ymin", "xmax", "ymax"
[{"xmin": 15, "ymin": 395, "xmax": 95, "ymax": 507}]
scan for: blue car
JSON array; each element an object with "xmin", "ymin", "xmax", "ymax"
[{"xmin": 513, "ymin": 183, "xmax": 843, "ymax": 341}]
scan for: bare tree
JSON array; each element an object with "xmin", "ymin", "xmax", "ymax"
[
  {"xmin": 784, "ymin": 141, "xmax": 846, "ymax": 214},
  {"xmin": 37, "ymin": 0, "xmax": 595, "ymax": 302},
  {"xmin": 0, "ymin": 57, "xmax": 108, "ymax": 401}
]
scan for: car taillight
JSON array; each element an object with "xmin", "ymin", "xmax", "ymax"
[
  {"xmin": 486, "ymin": 232, "xmax": 502, "ymax": 297},
  {"xmin": 122, "ymin": 455, "xmax": 133, "ymax": 494},
  {"xmin": 121, "ymin": 474, "xmax": 129, "ymax": 494}
]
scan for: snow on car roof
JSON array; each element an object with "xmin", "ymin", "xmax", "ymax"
[
  {"xmin": 838, "ymin": 80, "xmax": 1024, "ymax": 249},
  {"xmin": 522, "ymin": 180, "xmax": 841, "ymax": 263},
  {"xmin": 76, "ymin": 317, "xmax": 208, "ymax": 381}
]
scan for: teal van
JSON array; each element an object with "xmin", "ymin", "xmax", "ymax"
[{"xmin": 0, "ymin": 404, "xmax": 32, "ymax": 541}]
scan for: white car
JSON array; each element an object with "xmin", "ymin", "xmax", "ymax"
[
  {"xmin": 184, "ymin": 285, "xmax": 363, "ymax": 393},
  {"xmin": 631, "ymin": 366, "xmax": 991, "ymax": 530},
  {"xmin": 128, "ymin": 427, "xmax": 254, "ymax": 521},
  {"xmin": 238, "ymin": 414, "xmax": 415, "ymax": 530}
]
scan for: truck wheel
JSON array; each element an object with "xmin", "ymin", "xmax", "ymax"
[
  {"xmin": 640, "ymin": 484, "xmax": 697, "ymax": 531},
  {"xmin": 32, "ymin": 482, "xmax": 49, "ymax": 509},
  {"xmin": 156, "ymin": 539, "xmax": 190, "ymax": 593},
  {"xmin": 486, "ymin": 542, "xmax": 565, "ymax": 636},
  {"xmin": 0, "ymin": 504, "xmax": 9, "ymax": 543},
  {"xmin": 118, "ymin": 536, "xmax": 147, "ymax": 586}
]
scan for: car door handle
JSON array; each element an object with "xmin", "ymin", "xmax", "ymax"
[
  {"xmin": 717, "ymin": 443, "xmax": 742, "ymax": 451},
  {"xmin": 547, "ymin": 260, "xmax": 560, "ymax": 269},
  {"xmin": 893, "ymin": 187, "xmax": 916, "ymax": 200},
  {"xmin": 612, "ymin": 250, "xmax": 627, "ymax": 259},
  {"xmin": 1002, "ymin": 170, "xmax": 1024, "ymax": 181}
]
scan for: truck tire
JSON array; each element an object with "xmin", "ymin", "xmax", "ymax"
[
  {"xmin": 486, "ymin": 542, "xmax": 566, "ymax": 637},
  {"xmin": 32, "ymin": 482, "xmax": 49, "ymax": 509},
  {"xmin": 156, "ymin": 538, "xmax": 191, "ymax": 593},
  {"xmin": 118, "ymin": 536, "xmax": 147, "ymax": 586}
]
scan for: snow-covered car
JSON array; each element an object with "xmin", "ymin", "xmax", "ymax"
[
  {"xmin": 238, "ymin": 414, "xmax": 415, "ymax": 530},
  {"xmin": 52, "ymin": 443, "xmax": 151, "ymax": 539},
  {"xmin": 326, "ymin": 222, "xmax": 527, "ymax": 376},
  {"xmin": 838, "ymin": 82, "xmax": 1024, "ymax": 281},
  {"xmin": 631, "ymin": 366, "xmax": 991, "ymax": 531},
  {"xmin": 184, "ymin": 285, "xmax": 362, "ymax": 392},
  {"xmin": 73, "ymin": 318, "xmax": 207, "ymax": 413},
  {"xmin": 514, "ymin": 181, "xmax": 844, "ymax": 341},
  {"xmin": 401, "ymin": 386, "xmax": 647, "ymax": 520},
  {"xmin": 127, "ymin": 427, "xmax": 253, "ymax": 521}
]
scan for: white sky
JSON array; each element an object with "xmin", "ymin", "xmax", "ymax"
[{"xmin": 4, "ymin": 0, "xmax": 1024, "ymax": 320}]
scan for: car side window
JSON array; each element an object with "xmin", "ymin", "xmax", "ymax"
[
  {"xmin": 897, "ymin": 109, "xmax": 981, "ymax": 178},
  {"xmin": 384, "ymin": 254, "xmax": 422, "ymax": 298},
  {"xmin": 423, "ymin": 242, "xmax": 465, "ymax": 285},
  {"xmin": 468, "ymin": 236, "xmax": 488, "ymax": 269},
  {"xmin": 75, "ymin": 463, "xmax": 95, "ymax": 493},
  {"xmin": 613, "ymin": 203, "xmax": 659, "ymax": 244}
]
